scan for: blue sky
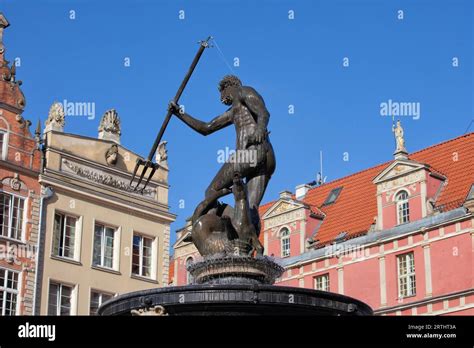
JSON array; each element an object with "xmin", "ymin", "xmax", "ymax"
[{"xmin": 1, "ymin": 0, "xmax": 472, "ymax": 247}]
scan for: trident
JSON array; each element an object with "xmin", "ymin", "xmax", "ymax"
[{"xmin": 130, "ymin": 36, "xmax": 213, "ymax": 192}]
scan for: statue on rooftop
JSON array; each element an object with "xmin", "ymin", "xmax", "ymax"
[{"xmin": 393, "ymin": 119, "xmax": 406, "ymax": 153}]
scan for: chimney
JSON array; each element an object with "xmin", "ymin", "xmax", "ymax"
[
  {"xmin": 279, "ymin": 190, "xmax": 292, "ymax": 200},
  {"xmin": 295, "ymin": 184, "xmax": 311, "ymax": 200}
]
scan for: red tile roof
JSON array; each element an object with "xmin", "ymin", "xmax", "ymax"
[{"xmin": 262, "ymin": 132, "xmax": 474, "ymax": 247}]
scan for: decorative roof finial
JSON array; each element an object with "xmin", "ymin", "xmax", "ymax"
[
  {"xmin": 155, "ymin": 141, "xmax": 168, "ymax": 169},
  {"xmin": 34, "ymin": 119, "xmax": 42, "ymax": 149},
  {"xmin": 98, "ymin": 109, "xmax": 121, "ymax": 144},
  {"xmin": 45, "ymin": 102, "xmax": 65, "ymax": 132},
  {"xmin": 392, "ymin": 119, "xmax": 408, "ymax": 159},
  {"xmin": 0, "ymin": 13, "xmax": 10, "ymax": 54},
  {"xmin": 35, "ymin": 118, "xmax": 41, "ymax": 136}
]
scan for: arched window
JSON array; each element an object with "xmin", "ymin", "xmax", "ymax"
[
  {"xmin": 396, "ymin": 190, "xmax": 410, "ymax": 224},
  {"xmin": 186, "ymin": 257, "xmax": 194, "ymax": 285},
  {"xmin": 280, "ymin": 228, "xmax": 290, "ymax": 257}
]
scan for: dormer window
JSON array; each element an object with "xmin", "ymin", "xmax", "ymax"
[
  {"xmin": 466, "ymin": 184, "xmax": 474, "ymax": 201},
  {"xmin": 323, "ymin": 187, "xmax": 342, "ymax": 206},
  {"xmin": 396, "ymin": 190, "xmax": 410, "ymax": 225},
  {"xmin": 280, "ymin": 228, "xmax": 290, "ymax": 257}
]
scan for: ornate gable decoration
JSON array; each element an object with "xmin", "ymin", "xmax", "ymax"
[
  {"xmin": 98, "ymin": 109, "xmax": 121, "ymax": 144},
  {"xmin": 155, "ymin": 141, "xmax": 168, "ymax": 169},
  {"xmin": 262, "ymin": 199, "xmax": 306, "ymax": 229},
  {"xmin": 373, "ymin": 159, "xmax": 428, "ymax": 193}
]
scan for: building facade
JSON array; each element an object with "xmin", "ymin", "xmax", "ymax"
[
  {"xmin": 0, "ymin": 12, "xmax": 177, "ymax": 316},
  {"xmin": 36, "ymin": 105, "xmax": 175, "ymax": 315},
  {"xmin": 173, "ymin": 128, "xmax": 474, "ymax": 316},
  {"xmin": 0, "ymin": 13, "xmax": 42, "ymax": 316}
]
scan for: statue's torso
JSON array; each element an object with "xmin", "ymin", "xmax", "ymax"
[{"xmin": 232, "ymin": 102, "xmax": 258, "ymax": 149}]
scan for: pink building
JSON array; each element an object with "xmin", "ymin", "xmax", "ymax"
[{"xmin": 172, "ymin": 130, "xmax": 474, "ymax": 315}]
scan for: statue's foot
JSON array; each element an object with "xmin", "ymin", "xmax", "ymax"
[{"xmin": 192, "ymin": 188, "xmax": 232, "ymax": 223}]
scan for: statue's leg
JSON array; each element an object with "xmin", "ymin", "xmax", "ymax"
[
  {"xmin": 192, "ymin": 162, "xmax": 235, "ymax": 223},
  {"xmin": 246, "ymin": 142, "xmax": 276, "ymax": 234},
  {"xmin": 246, "ymin": 173, "xmax": 269, "ymax": 234},
  {"xmin": 244, "ymin": 174, "xmax": 271, "ymax": 256},
  {"xmin": 192, "ymin": 187, "xmax": 231, "ymax": 221}
]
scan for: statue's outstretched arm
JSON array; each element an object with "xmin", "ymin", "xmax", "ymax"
[{"xmin": 173, "ymin": 105, "xmax": 233, "ymax": 136}]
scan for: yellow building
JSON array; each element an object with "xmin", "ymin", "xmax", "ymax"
[{"xmin": 36, "ymin": 105, "xmax": 175, "ymax": 315}]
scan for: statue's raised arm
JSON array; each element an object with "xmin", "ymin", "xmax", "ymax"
[{"xmin": 169, "ymin": 101, "xmax": 233, "ymax": 136}]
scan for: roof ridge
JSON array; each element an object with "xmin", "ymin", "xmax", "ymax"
[
  {"xmin": 305, "ymin": 161, "xmax": 388, "ymax": 194},
  {"xmin": 410, "ymin": 132, "xmax": 474, "ymax": 157},
  {"xmin": 304, "ymin": 132, "xmax": 474, "ymax": 196}
]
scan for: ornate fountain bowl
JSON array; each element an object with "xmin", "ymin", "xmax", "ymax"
[{"xmin": 188, "ymin": 255, "xmax": 285, "ymax": 285}]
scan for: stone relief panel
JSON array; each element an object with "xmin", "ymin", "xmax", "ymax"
[
  {"xmin": 60, "ymin": 158, "xmax": 156, "ymax": 198},
  {"xmin": 377, "ymin": 170, "xmax": 425, "ymax": 194},
  {"xmin": 265, "ymin": 208, "xmax": 305, "ymax": 229}
]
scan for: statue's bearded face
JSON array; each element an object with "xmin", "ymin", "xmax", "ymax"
[{"xmin": 220, "ymin": 87, "xmax": 233, "ymax": 105}]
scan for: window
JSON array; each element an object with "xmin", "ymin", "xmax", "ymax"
[
  {"xmin": 0, "ymin": 268, "xmax": 19, "ymax": 315},
  {"xmin": 89, "ymin": 290, "xmax": 114, "ymax": 315},
  {"xmin": 93, "ymin": 223, "xmax": 116, "ymax": 269},
  {"xmin": 186, "ymin": 257, "xmax": 194, "ymax": 285},
  {"xmin": 0, "ymin": 192, "xmax": 25, "ymax": 240},
  {"xmin": 397, "ymin": 252, "xmax": 416, "ymax": 298},
  {"xmin": 396, "ymin": 191, "xmax": 410, "ymax": 224},
  {"xmin": 280, "ymin": 228, "xmax": 290, "ymax": 257},
  {"xmin": 0, "ymin": 131, "xmax": 6, "ymax": 160},
  {"xmin": 48, "ymin": 281, "xmax": 73, "ymax": 315},
  {"xmin": 132, "ymin": 234, "xmax": 153, "ymax": 278},
  {"xmin": 52, "ymin": 212, "xmax": 78, "ymax": 259},
  {"xmin": 314, "ymin": 273, "xmax": 330, "ymax": 291},
  {"xmin": 323, "ymin": 187, "xmax": 342, "ymax": 206}
]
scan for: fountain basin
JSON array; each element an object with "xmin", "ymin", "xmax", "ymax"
[{"xmin": 98, "ymin": 283, "xmax": 373, "ymax": 316}]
